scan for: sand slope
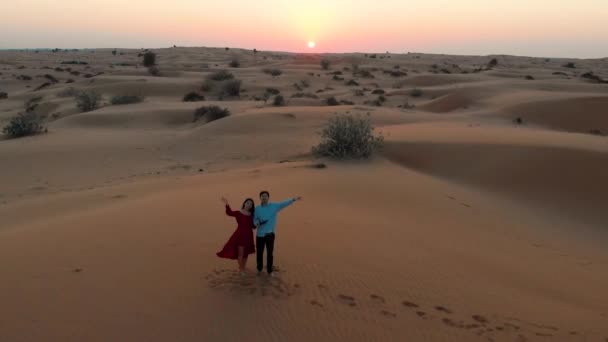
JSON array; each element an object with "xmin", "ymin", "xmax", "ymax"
[{"xmin": 1, "ymin": 48, "xmax": 608, "ymax": 341}]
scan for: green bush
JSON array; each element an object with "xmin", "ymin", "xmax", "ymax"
[
  {"xmin": 193, "ymin": 106, "xmax": 230, "ymax": 123},
  {"xmin": 2, "ymin": 112, "xmax": 45, "ymax": 138},
  {"xmin": 143, "ymin": 52, "xmax": 156, "ymax": 67},
  {"xmin": 76, "ymin": 90, "xmax": 100, "ymax": 112},
  {"xmin": 111, "ymin": 95, "xmax": 144, "ymax": 105},
  {"xmin": 312, "ymin": 114, "xmax": 383, "ymax": 159}
]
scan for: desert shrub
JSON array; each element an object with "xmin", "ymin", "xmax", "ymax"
[
  {"xmin": 262, "ymin": 68, "xmax": 282, "ymax": 76},
  {"xmin": 75, "ymin": 90, "xmax": 100, "ymax": 112},
  {"xmin": 229, "ymin": 59, "xmax": 240, "ymax": 68},
  {"xmin": 487, "ymin": 58, "xmax": 498, "ymax": 67},
  {"xmin": 581, "ymin": 71, "xmax": 607, "ymax": 83},
  {"xmin": 332, "ymin": 75, "xmax": 344, "ymax": 81},
  {"xmin": 346, "ymin": 79, "xmax": 359, "ymax": 86},
  {"xmin": 524, "ymin": 75, "xmax": 535, "ymax": 80},
  {"xmin": 312, "ymin": 114, "xmax": 383, "ymax": 159},
  {"xmin": 220, "ymin": 79, "xmax": 242, "ymax": 97},
  {"xmin": 266, "ymin": 88, "xmax": 280, "ymax": 95},
  {"xmin": 111, "ymin": 95, "xmax": 144, "ymax": 105},
  {"xmin": 66, "ymin": 79, "xmax": 75, "ymax": 84},
  {"xmin": 44, "ymin": 74, "xmax": 59, "ymax": 83},
  {"xmin": 353, "ymin": 89, "xmax": 365, "ymax": 96},
  {"xmin": 112, "ymin": 50, "xmax": 117, "ymax": 56},
  {"xmin": 61, "ymin": 61, "xmax": 88, "ymax": 65},
  {"xmin": 183, "ymin": 92, "xmax": 205, "ymax": 102},
  {"xmin": 2, "ymin": 112, "xmax": 45, "ymax": 138},
  {"xmin": 390, "ymin": 70, "xmax": 407, "ymax": 77},
  {"xmin": 326, "ymin": 96, "xmax": 339, "ymax": 106},
  {"xmin": 0, "ymin": 92, "xmax": 7, "ymax": 99},
  {"xmin": 34, "ymin": 83, "xmax": 52, "ymax": 91},
  {"xmin": 148, "ymin": 66, "xmax": 160, "ymax": 76},
  {"xmin": 56, "ymin": 87, "xmax": 79, "ymax": 98},
  {"xmin": 357, "ymin": 69, "xmax": 374, "ymax": 78},
  {"xmin": 193, "ymin": 105, "xmax": 230, "ymax": 122},
  {"xmin": 208, "ymin": 70, "xmax": 234, "ymax": 81},
  {"xmin": 320, "ymin": 58, "xmax": 331, "ymax": 70},
  {"xmin": 17, "ymin": 75, "xmax": 32, "ymax": 81},
  {"xmin": 201, "ymin": 79, "xmax": 214, "ymax": 92},
  {"xmin": 273, "ymin": 95, "xmax": 285, "ymax": 106},
  {"xmin": 410, "ymin": 88, "xmax": 423, "ymax": 97},
  {"xmin": 291, "ymin": 92, "xmax": 318, "ymax": 99},
  {"xmin": 143, "ymin": 52, "xmax": 156, "ymax": 67},
  {"xmin": 563, "ymin": 62, "xmax": 576, "ymax": 68},
  {"xmin": 372, "ymin": 89, "xmax": 385, "ymax": 95}
]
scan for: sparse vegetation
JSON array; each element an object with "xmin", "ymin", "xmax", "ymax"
[
  {"xmin": 266, "ymin": 88, "xmax": 280, "ymax": 95},
  {"xmin": 312, "ymin": 114, "xmax": 383, "ymax": 159},
  {"xmin": 111, "ymin": 95, "xmax": 144, "ymax": 105},
  {"xmin": 410, "ymin": 88, "xmax": 423, "ymax": 97},
  {"xmin": 291, "ymin": 92, "xmax": 319, "ymax": 99},
  {"xmin": 17, "ymin": 75, "xmax": 32, "ymax": 81},
  {"xmin": 183, "ymin": 92, "xmax": 205, "ymax": 102},
  {"xmin": 148, "ymin": 66, "xmax": 160, "ymax": 76},
  {"xmin": 372, "ymin": 89, "xmax": 385, "ymax": 95},
  {"xmin": 193, "ymin": 105, "xmax": 230, "ymax": 123},
  {"xmin": 0, "ymin": 92, "xmax": 7, "ymax": 99},
  {"xmin": 61, "ymin": 61, "xmax": 88, "ymax": 65},
  {"xmin": 2, "ymin": 112, "xmax": 45, "ymax": 138},
  {"xmin": 326, "ymin": 96, "xmax": 339, "ymax": 106},
  {"xmin": 208, "ymin": 70, "xmax": 234, "ymax": 81},
  {"xmin": 581, "ymin": 71, "xmax": 607, "ymax": 83},
  {"xmin": 487, "ymin": 58, "xmax": 498, "ymax": 67},
  {"xmin": 563, "ymin": 62, "xmax": 576, "ymax": 68},
  {"xmin": 229, "ymin": 59, "xmax": 240, "ymax": 68},
  {"xmin": 56, "ymin": 87, "xmax": 79, "ymax": 98},
  {"xmin": 75, "ymin": 90, "xmax": 101, "ymax": 112},
  {"xmin": 321, "ymin": 58, "xmax": 331, "ymax": 70},
  {"xmin": 262, "ymin": 68, "xmax": 282, "ymax": 76},
  {"xmin": 143, "ymin": 51, "xmax": 156, "ymax": 67},
  {"xmin": 346, "ymin": 79, "xmax": 359, "ymax": 86},
  {"xmin": 273, "ymin": 95, "xmax": 285, "ymax": 106},
  {"xmin": 524, "ymin": 75, "xmax": 535, "ymax": 80},
  {"xmin": 220, "ymin": 79, "xmax": 242, "ymax": 97}
]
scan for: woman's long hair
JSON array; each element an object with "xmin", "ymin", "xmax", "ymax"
[{"xmin": 242, "ymin": 198, "xmax": 255, "ymax": 222}]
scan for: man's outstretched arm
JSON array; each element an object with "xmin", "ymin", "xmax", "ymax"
[{"xmin": 276, "ymin": 197, "xmax": 302, "ymax": 211}]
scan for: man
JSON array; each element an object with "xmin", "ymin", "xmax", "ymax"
[{"xmin": 253, "ymin": 191, "xmax": 302, "ymax": 275}]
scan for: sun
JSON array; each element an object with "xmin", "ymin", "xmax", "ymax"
[{"xmin": 308, "ymin": 41, "xmax": 316, "ymax": 49}]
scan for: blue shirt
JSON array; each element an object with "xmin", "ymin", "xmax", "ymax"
[{"xmin": 254, "ymin": 199, "xmax": 295, "ymax": 237}]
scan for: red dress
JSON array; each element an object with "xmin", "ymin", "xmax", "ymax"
[{"xmin": 216, "ymin": 205, "xmax": 256, "ymax": 259}]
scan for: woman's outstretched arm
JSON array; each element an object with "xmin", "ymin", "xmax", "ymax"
[{"xmin": 222, "ymin": 197, "xmax": 237, "ymax": 216}]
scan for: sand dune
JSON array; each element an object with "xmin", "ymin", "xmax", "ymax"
[{"xmin": 1, "ymin": 47, "xmax": 608, "ymax": 341}]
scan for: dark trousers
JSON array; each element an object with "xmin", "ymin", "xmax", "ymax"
[{"xmin": 256, "ymin": 233, "xmax": 275, "ymax": 274}]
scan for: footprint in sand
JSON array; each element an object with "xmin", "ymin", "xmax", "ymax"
[
  {"xmin": 416, "ymin": 311, "xmax": 428, "ymax": 319},
  {"xmin": 380, "ymin": 310, "xmax": 397, "ymax": 318},
  {"xmin": 310, "ymin": 300, "xmax": 324, "ymax": 309},
  {"xmin": 370, "ymin": 294, "xmax": 386, "ymax": 304},
  {"xmin": 472, "ymin": 314, "xmax": 489, "ymax": 324},
  {"xmin": 337, "ymin": 294, "xmax": 357, "ymax": 307},
  {"xmin": 434, "ymin": 305, "xmax": 452, "ymax": 314},
  {"xmin": 402, "ymin": 300, "xmax": 419, "ymax": 308}
]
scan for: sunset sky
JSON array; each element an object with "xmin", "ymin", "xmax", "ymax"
[{"xmin": 2, "ymin": 0, "xmax": 607, "ymax": 58}]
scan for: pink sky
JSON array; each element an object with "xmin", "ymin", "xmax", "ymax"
[{"xmin": 1, "ymin": 0, "xmax": 607, "ymax": 57}]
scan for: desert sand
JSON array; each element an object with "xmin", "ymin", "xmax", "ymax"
[{"xmin": 1, "ymin": 47, "xmax": 607, "ymax": 341}]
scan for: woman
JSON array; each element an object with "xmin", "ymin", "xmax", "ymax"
[{"xmin": 216, "ymin": 197, "xmax": 256, "ymax": 274}]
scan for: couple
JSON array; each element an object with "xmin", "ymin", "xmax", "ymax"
[{"xmin": 217, "ymin": 191, "xmax": 302, "ymax": 276}]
